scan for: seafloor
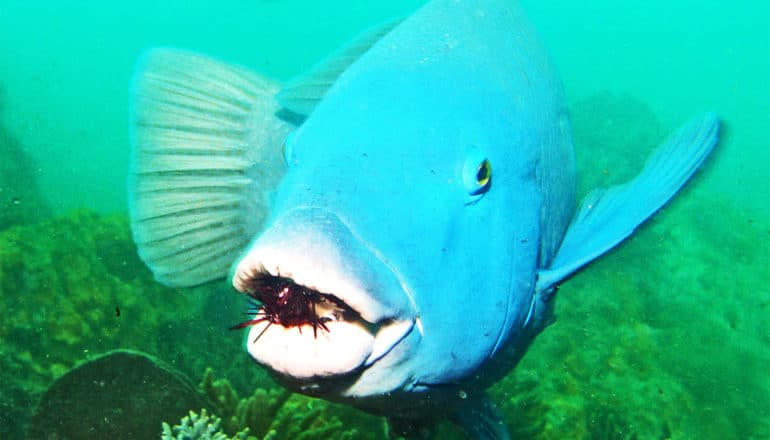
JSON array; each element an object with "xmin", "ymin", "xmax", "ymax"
[{"xmin": 1, "ymin": 92, "xmax": 767, "ymax": 439}]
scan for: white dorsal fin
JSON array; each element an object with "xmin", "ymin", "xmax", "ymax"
[
  {"xmin": 277, "ymin": 19, "xmax": 402, "ymax": 116},
  {"xmin": 129, "ymin": 48, "xmax": 292, "ymax": 287}
]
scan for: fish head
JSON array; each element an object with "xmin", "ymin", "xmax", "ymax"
[{"xmin": 230, "ymin": 81, "xmax": 540, "ymax": 402}]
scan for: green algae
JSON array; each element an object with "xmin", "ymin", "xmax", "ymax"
[
  {"xmin": 1, "ymin": 91, "xmax": 767, "ymax": 439},
  {"xmin": 200, "ymin": 368, "xmax": 291, "ymax": 437},
  {"xmin": 0, "ymin": 211, "xmax": 250, "ymax": 438},
  {"xmin": 0, "ymin": 210, "xmax": 393, "ymax": 439},
  {"xmin": 486, "ymin": 93, "xmax": 770, "ymax": 439},
  {"xmin": 199, "ymin": 368, "xmax": 389, "ymax": 440},
  {"xmin": 497, "ymin": 193, "xmax": 769, "ymax": 439},
  {"xmin": 0, "ymin": 212, "xmax": 181, "ymax": 437}
]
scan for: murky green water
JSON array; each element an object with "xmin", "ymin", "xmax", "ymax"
[{"xmin": 1, "ymin": 1, "xmax": 768, "ymax": 438}]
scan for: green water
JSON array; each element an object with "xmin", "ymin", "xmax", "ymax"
[{"xmin": 1, "ymin": 0, "xmax": 768, "ymax": 438}]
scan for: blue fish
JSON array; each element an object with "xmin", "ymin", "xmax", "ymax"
[{"xmin": 128, "ymin": 0, "xmax": 718, "ymax": 438}]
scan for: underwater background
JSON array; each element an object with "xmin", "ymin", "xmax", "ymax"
[{"xmin": 0, "ymin": 0, "xmax": 767, "ymax": 438}]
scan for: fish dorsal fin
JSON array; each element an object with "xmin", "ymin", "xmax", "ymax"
[
  {"xmin": 277, "ymin": 19, "xmax": 402, "ymax": 116},
  {"xmin": 128, "ymin": 48, "xmax": 292, "ymax": 287},
  {"xmin": 536, "ymin": 113, "xmax": 719, "ymax": 293}
]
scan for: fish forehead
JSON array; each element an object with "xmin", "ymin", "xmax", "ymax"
[
  {"xmin": 279, "ymin": 0, "xmax": 554, "ymax": 262},
  {"xmin": 288, "ymin": 0, "xmax": 558, "ymax": 175},
  {"xmin": 284, "ymin": 1, "xmax": 538, "ymax": 182}
]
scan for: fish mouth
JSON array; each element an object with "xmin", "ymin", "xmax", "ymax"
[{"xmin": 231, "ymin": 227, "xmax": 415, "ymax": 380}]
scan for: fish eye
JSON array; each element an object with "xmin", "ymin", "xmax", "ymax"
[
  {"xmin": 475, "ymin": 159, "xmax": 491, "ymax": 189},
  {"xmin": 463, "ymin": 151, "xmax": 492, "ymax": 197}
]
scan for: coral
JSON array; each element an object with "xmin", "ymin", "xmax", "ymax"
[
  {"xmin": 200, "ymin": 368, "xmax": 291, "ymax": 436},
  {"xmin": 199, "ymin": 369, "xmax": 389, "ymax": 440},
  {"xmin": 162, "ymin": 409, "xmax": 251, "ymax": 440},
  {"xmin": 235, "ymin": 387, "xmax": 292, "ymax": 437}
]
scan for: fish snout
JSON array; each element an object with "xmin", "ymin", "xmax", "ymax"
[{"xmin": 231, "ymin": 208, "xmax": 415, "ymax": 380}]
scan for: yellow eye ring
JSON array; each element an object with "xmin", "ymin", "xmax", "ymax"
[
  {"xmin": 476, "ymin": 159, "xmax": 491, "ymax": 187},
  {"xmin": 462, "ymin": 148, "xmax": 492, "ymax": 197}
]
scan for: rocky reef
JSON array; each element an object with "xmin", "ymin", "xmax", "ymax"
[
  {"xmin": 487, "ymin": 94, "xmax": 770, "ymax": 439},
  {"xmin": 0, "ymin": 211, "xmax": 251, "ymax": 438},
  {"xmin": 0, "ymin": 211, "xmax": 394, "ymax": 439},
  {"xmin": 28, "ymin": 350, "xmax": 212, "ymax": 439},
  {"xmin": 0, "ymin": 103, "xmax": 51, "ymax": 230},
  {"xmin": 1, "ymin": 92, "xmax": 767, "ymax": 439}
]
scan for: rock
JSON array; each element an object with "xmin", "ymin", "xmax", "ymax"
[
  {"xmin": 0, "ymin": 103, "xmax": 50, "ymax": 229},
  {"xmin": 27, "ymin": 349, "xmax": 211, "ymax": 440}
]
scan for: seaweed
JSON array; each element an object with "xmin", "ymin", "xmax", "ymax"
[
  {"xmin": 200, "ymin": 368, "xmax": 291, "ymax": 437},
  {"xmin": 1, "ymin": 90, "xmax": 767, "ymax": 439},
  {"xmin": 198, "ymin": 369, "xmax": 388, "ymax": 440},
  {"xmin": 483, "ymin": 92, "xmax": 769, "ymax": 439},
  {"xmin": 0, "ymin": 211, "xmax": 237, "ymax": 438}
]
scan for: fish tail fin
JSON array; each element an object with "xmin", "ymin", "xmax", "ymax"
[
  {"xmin": 536, "ymin": 113, "xmax": 720, "ymax": 292},
  {"xmin": 128, "ymin": 48, "xmax": 292, "ymax": 287}
]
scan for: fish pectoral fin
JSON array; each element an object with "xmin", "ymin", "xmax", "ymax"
[
  {"xmin": 451, "ymin": 395, "xmax": 511, "ymax": 440},
  {"xmin": 277, "ymin": 18, "xmax": 402, "ymax": 116},
  {"xmin": 128, "ymin": 48, "xmax": 292, "ymax": 287},
  {"xmin": 536, "ymin": 113, "xmax": 720, "ymax": 292}
]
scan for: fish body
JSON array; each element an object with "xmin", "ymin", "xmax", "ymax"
[
  {"xmin": 128, "ymin": 0, "xmax": 718, "ymax": 437},
  {"xmin": 249, "ymin": 0, "xmax": 573, "ymax": 396}
]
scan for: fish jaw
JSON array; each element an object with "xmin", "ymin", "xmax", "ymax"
[{"xmin": 231, "ymin": 208, "xmax": 417, "ymax": 380}]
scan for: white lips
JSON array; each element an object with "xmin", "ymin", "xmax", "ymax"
[
  {"xmin": 232, "ymin": 238, "xmax": 415, "ymax": 379},
  {"xmin": 246, "ymin": 318, "xmax": 414, "ymax": 379},
  {"xmin": 246, "ymin": 319, "xmax": 374, "ymax": 378}
]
